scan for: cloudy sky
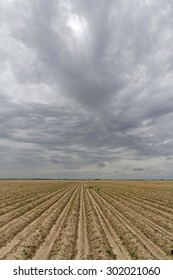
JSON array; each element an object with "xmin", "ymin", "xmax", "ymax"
[{"xmin": 0, "ymin": 0, "xmax": 173, "ymax": 179}]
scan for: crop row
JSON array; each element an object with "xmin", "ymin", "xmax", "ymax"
[{"xmin": 0, "ymin": 181, "xmax": 173, "ymax": 259}]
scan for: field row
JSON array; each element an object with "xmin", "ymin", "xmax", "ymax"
[{"xmin": 0, "ymin": 180, "xmax": 173, "ymax": 259}]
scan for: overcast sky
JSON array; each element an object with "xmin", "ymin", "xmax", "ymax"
[{"xmin": 0, "ymin": 0, "xmax": 173, "ymax": 179}]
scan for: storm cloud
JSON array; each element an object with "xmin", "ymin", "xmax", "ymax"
[{"xmin": 0, "ymin": 0, "xmax": 173, "ymax": 178}]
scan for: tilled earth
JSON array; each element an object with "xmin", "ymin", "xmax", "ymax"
[{"xmin": 0, "ymin": 180, "xmax": 173, "ymax": 260}]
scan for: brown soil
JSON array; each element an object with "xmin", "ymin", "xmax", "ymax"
[{"xmin": 0, "ymin": 180, "xmax": 173, "ymax": 260}]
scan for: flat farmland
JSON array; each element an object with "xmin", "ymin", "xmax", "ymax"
[{"xmin": 0, "ymin": 180, "xmax": 173, "ymax": 260}]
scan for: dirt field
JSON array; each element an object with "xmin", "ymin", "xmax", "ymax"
[{"xmin": 0, "ymin": 180, "xmax": 173, "ymax": 260}]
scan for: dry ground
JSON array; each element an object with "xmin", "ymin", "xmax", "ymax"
[{"xmin": 0, "ymin": 180, "xmax": 173, "ymax": 260}]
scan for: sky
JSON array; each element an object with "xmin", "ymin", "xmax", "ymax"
[{"xmin": 0, "ymin": 0, "xmax": 173, "ymax": 179}]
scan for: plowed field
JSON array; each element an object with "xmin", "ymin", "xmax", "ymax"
[{"xmin": 0, "ymin": 180, "xmax": 173, "ymax": 260}]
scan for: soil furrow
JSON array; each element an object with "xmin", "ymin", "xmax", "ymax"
[
  {"xmin": 0, "ymin": 186, "xmax": 76, "ymax": 259},
  {"xmin": 0, "ymin": 186, "xmax": 73, "ymax": 231},
  {"xmin": 101, "ymin": 189, "xmax": 173, "ymax": 237},
  {"xmin": 0, "ymin": 180, "xmax": 173, "ymax": 260},
  {"xmin": 74, "ymin": 185, "xmax": 89, "ymax": 259},
  {"xmin": 47, "ymin": 187, "xmax": 81, "ymax": 259},
  {"xmin": 102, "ymin": 187, "xmax": 173, "ymax": 217},
  {"xmin": 0, "ymin": 187, "xmax": 66, "ymax": 218},
  {"xmin": 101, "ymin": 183, "xmax": 173, "ymax": 209},
  {"xmin": 83, "ymin": 186, "xmax": 117, "ymax": 259},
  {"xmin": 91, "ymin": 189, "xmax": 169, "ymax": 259},
  {"xmin": 86, "ymin": 187, "xmax": 131, "ymax": 260},
  {"xmin": 96, "ymin": 189, "xmax": 173, "ymax": 257},
  {"xmin": 33, "ymin": 186, "xmax": 80, "ymax": 260},
  {"xmin": 0, "ymin": 186, "xmax": 75, "ymax": 251}
]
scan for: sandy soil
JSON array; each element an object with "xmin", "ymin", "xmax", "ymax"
[{"xmin": 0, "ymin": 180, "xmax": 173, "ymax": 260}]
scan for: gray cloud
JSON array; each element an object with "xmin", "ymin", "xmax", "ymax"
[
  {"xmin": 133, "ymin": 168, "xmax": 145, "ymax": 172},
  {"xmin": 166, "ymin": 157, "xmax": 173, "ymax": 161},
  {"xmin": 97, "ymin": 163, "xmax": 106, "ymax": 168},
  {"xmin": 0, "ymin": 0, "xmax": 173, "ymax": 178}
]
